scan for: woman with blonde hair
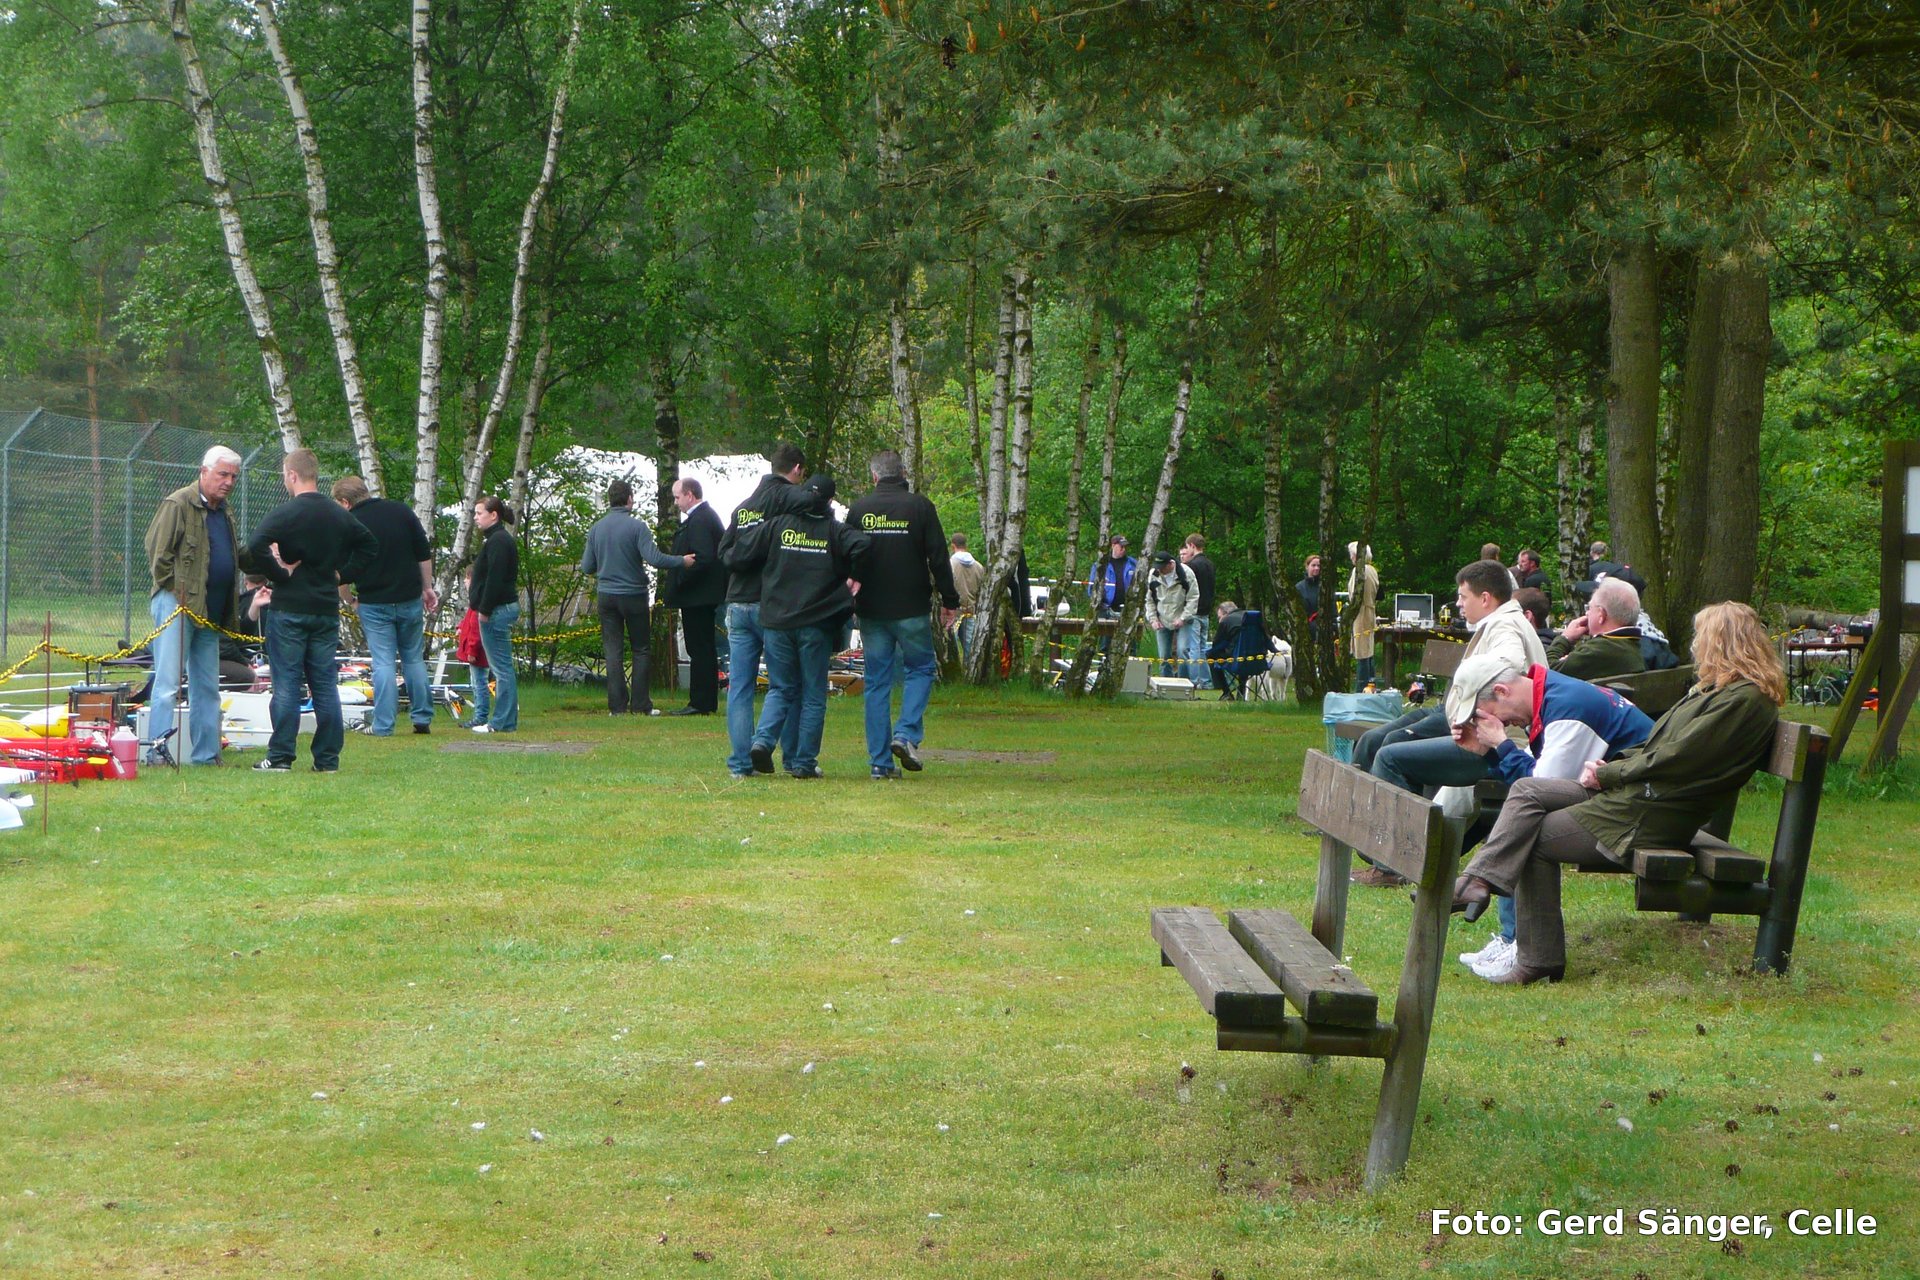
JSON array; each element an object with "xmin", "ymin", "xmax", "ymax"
[
  {"xmin": 1448, "ymin": 601, "xmax": 1784, "ymax": 985},
  {"xmin": 1347, "ymin": 542, "xmax": 1379, "ymax": 690}
]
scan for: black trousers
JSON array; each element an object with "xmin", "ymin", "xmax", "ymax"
[
  {"xmin": 681, "ymin": 604, "xmax": 720, "ymax": 712},
  {"xmin": 598, "ymin": 592, "xmax": 653, "ymax": 714}
]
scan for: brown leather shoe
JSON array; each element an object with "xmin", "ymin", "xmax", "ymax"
[
  {"xmin": 1450, "ymin": 874, "xmax": 1494, "ymax": 921},
  {"xmin": 1351, "ymin": 864, "xmax": 1410, "ymax": 888},
  {"xmin": 1485, "ymin": 961, "xmax": 1564, "ymax": 985}
]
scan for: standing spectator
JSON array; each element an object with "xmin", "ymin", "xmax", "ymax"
[
  {"xmin": 724, "ymin": 474, "xmax": 872, "ymax": 779},
  {"xmin": 1347, "ymin": 542, "xmax": 1380, "ymax": 690},
  {"xmin": 718, "ymin": 444, "xmax": 807, "ymax": 777},
  {"xmin": 581, "ymin": 479, "xmax": 689, "ymax": 718},
  {"xmin": 666, "ymin": 476, "xmax": 727, "ymax": 716},
  {"xmin": 1295, "ymin": 553, "xmax": 1325, "ymax": 640},
  {"xmin": 468, "ymin": 496, "xmax": 521, "ymax": 734},
  {"xmin": 1088, "ymin": 535, "xmax": 1135, "ymax": 618},
  {"xmin": 1143, "ymin": 551, "xmax": 1200, "ymax": 677},
  {"xmin": 332, "ymin": 475, "xmax": 438, "ymax": 736},
  {"xmin": 1180, "ymin": 533, "xmax": 1216, "ymax": 685},
  {"xmin": 847, "ymin": 450, "xmax": 959, "ymax": 780},
  {"xmin": 948, "ymin": 534, "xmax": 986, "ymax": 660},
  {"xmin": 141, "ymin": 444, "xmax": 244, "ymax": 765},
  {"xmin": 1515, "ymin": 548, "xmax": 1548, "ymax": 592},
  {"xmin": 245, "ymin": 449, "xmax": 379, "ymax": 772}
]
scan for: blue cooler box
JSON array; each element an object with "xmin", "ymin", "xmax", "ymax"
[{"xmin": 1322, "ymin": 690, "xmax": 1405, "ymax": 762}]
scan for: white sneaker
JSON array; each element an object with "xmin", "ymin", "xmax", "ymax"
[
  {"xmin": 1471, "ymin": 939, "xmax": 1520, "ymax": 980},
  {"xmin": 1462, "ymin": 935, "xmax": 1515, "ymax": 972},
  {"xmin": 1458, "ymin": 934, "xmax": 1510, "ymax": 967},
  {"xmin": 471, "ymin": 723, "xmax": 493, "ymax": 734}
]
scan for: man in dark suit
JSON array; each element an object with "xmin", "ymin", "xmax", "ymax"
[{"xmin": 666, "ymin": 476, "xmax": 727, "ymax": 715}]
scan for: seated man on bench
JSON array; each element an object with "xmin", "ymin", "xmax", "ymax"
[
  {"xmin": 1449, "ymin": 602, "xmax": 1784, "ymax": 986},
  {"xmin": 1547, "ymin": 577, "xmax": 1646, "ymax": 682},
  {"xmin": 1349, "ymin": 560, "xmax": 1548, "ymax": 886},
  {"xmin": 1443, "ymin": 653, "xmax": 1656, "ymax": 980}
]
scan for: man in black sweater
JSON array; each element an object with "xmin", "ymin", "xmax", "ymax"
[
  {"xmin": 1180, "ymin": 533, "xmax": 1217, "ymax": 684},
  {"xmin": 717, "ymin": 444, "xmax": 807, "ymax": 777},
  {"xmin": 246, "ymin": 449, "xmax": 379, "ymax": 773},
  {"xmin": 723, "ymin": 473, "xmax": 872, "ymax": 779},
  {"xmin": 665, "ymin": 476, "xmax": 728, "ymax": 715},
  {"xmin": 332, "ymin": 475, "xmax": 439, "ymax": 735},
  {"xmin": 847, "ymin": 450, "xmax": 959, "ymax": 779}
]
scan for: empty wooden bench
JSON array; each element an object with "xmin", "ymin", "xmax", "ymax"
[
  {"xmin": 1152, "ymin": 750, "xmax": 1461, "ymax": 1189},
  {"xmin": 1578, "ymin": 719, "xmax": 1829, "ymax": 974}
]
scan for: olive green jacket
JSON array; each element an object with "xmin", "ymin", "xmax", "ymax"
[
  {"xmin": 144, "ymin": 481, "xmax": 242, "ymax": 623},
  {"xmin": 1571, "ymin": 678, "xmax": 1779, "ymax": 852},
  {"xmin": 1546, "ymin": 628, "xmax": 1647, "ymax": 682}
]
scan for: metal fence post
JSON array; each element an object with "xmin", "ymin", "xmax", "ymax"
[
  {"xmin": 124, "ymin": 420, "xmax": 162, "ymax": 646},
  {"xmin": 0, "ymin": 409, "xmax": 45, "ymax": 662}
]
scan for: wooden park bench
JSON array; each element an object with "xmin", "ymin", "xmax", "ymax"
[
  {"xmin": 1593, "ymin": 664, "xmax": 1697, "ymax": 718},
  {"xmin": 1580, "ymin": 719, "xmax": 1829, "ymax": 974},
  {"xmin": 1151, "ymin": 751, "xmax": 1461, "ymax": 1189}
]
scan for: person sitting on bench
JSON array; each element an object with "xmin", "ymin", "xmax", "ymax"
[
  {"xmin": 1448, "ymin": 602, "xmax": 1785, "ymax": 986},
  {"xmin": 1547, "ymin": 577, "xmax": 1646, "ymax": 682},
  {"xmin": 1348, "ymin": 560, "xmax": 1548, "ymax": 888}
]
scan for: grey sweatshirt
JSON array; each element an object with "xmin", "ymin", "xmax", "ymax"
[{"xmin": 581, "ymin": 508, "xmax": 683, "ymax": 597}]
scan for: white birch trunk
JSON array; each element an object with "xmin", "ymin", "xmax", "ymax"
[
  {"xmin": 254, "ymin": 0, "xmax": 380, "ymax": 492},
  {"xmin": 1096, "ymin": 320, "xmax": 1128, "ymax": 551},
  {"xmin": 983, "ymin": 272, "xmax": 1014, "ymax": 549},
  {"xmin": 168, "ymin": 0, "xmax": 302, "ymax": 452},
  {"xmin": 967, "ymin": 265, "xmax": 1034, "ymax": 685},
  {"xmin": 1061, "ymin": 308, "xmax": 1101, "ymax": 609},
  {"xmin": 888, "ymin": 294, "xmax": 921, "ymax": 487},
  {"xmin": 508, "ymin": 305, "xmax": 554, "ymax": 515},
  {"xmin": 965, "ymin": 257, "xmax": 987, "ymax": 535},
  {"xmin": 444, "ymin": 0, "xmax": 584, "ymax": 579},
  {"xmin": 411, "ymin": 0, "xmax": 452, "ymax": 523},
  {"xmin": 1094, "ymin": 237, "xmax": 1211, "ymax": 699}
]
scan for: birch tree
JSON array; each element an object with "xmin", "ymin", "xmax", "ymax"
[
  {"xmin": 410, "ymin": 0, "xmax": 452, "ymax": 523},
  {"xmin": 252, "ymin": 0, "xmax": 380, "ymax": 491},
  {"xmin": 167, "ymin": 0, "xmax": 303, "ymax": 452},
  {"xmin": 965, "ymin": 265, "xmax": 1033, "ymax": 685}
]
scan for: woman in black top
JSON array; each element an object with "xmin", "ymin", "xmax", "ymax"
[{"xmin": 468, "ymin": 496, "xmax": 521, "ymax": 732}]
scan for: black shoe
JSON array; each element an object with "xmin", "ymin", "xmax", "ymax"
[
  {"xmin": 1450, "ymin": 874, "xmax": 1494, "ymax": 922},
  {"xmin": 749, "ymin": 743, "xmax": 775, "ymax": 775},
  {"xmin": 870, "ymin": 765, "xmax": 902, "ymax": 780},
  {"xmin": 252, "ymin": 759, "xmax": 291, "ymax": 773},
  {"xmin": 1486, "ymin": 961, "xmax": 1565, "ymax": 986},
  {"xmin": 787, "ymin": 765, "xmax": 823, "ymax": 779},
  {"xmin": 413, "ymin": 723, "xmax": 432, "ymax": 735},
  {"xmin": 889, "ymin": 739, "xmax": 923, "ymax": 772},
  {"xmin": 313, "ymin": 764, "xmax": 339, "ymax": 773},
  {"xmin": 667, "ymin": 706, "xmax": 704, "ymax": 717}
]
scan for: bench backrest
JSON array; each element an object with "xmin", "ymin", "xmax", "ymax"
[
  {"xmin": 1299, "ymin": 749, "xmax": 1446, "ymax": 883},
  {"xmin": 1419, "ymin": 640, "xmax": 1465, "ymax": 680},
  {"xmin": 1764, "ymin": 719, "xmax": 1819, "ymax": 783},
  {"xmin": 1594, "ymin": 665, "xmax": 1697, "ymax": 718}
]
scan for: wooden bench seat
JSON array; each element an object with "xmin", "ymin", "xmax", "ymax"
[{"xmin": 1153, "ymin": 750, "xmax": 1460, "ymax": 1189}]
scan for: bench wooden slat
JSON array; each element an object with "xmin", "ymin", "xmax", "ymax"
[
  {"xmin": 1764, "ymin": 720, "xmax": 1812, "ymax": 783},
  {"xmin": 1298, "ymin": 750, "xmax": 1438, "ymax": 883},
  {"xmin": 1227, "ymin": 908, "xmax": 1379, "ymax": 1029},
  {"xmin": 1631, "ymin": 848, "xmax": 1695, "ymax": 881},
  {"xmin": 1691, "ymin": 837, "xmax": 1767, "ymax": 884},
  {"xmin": 1419, "ymin": 640, "xmax": 1465, "ymax": 681},
  {"xmin": 1150, "ymin": 907, "xmax": 1288, "ymax": 1028},
  {"xmin": 1594, "ymin": 666, "xmax": 1697, "ymax": 718},
  {"xmin": 1332, "ymin": 721, "xmax": 1379, "ymax": 742}
]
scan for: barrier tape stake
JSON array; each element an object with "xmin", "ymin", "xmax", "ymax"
[{"xmin": 41, "ymin": 613, "xmax": 51, "ymax": 834}]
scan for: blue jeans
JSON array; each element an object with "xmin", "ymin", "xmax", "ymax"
[
  {"xmin": 1152, "ymin": 624, "xmax": 1178, "ymax": 674},
  {"xmin": 756, "ymin": 624, "xmax": 831, "ymax": 773},
  {"xmin": 1371, "ymin": 732, "xmax": 1495, "ymax": 794},
  {"xmin": 266, "ymin": 610, "xmax": 344, "ymax": 769},
  {"xmin": 358, "ymin": 598, "xmax": 432, "ymax": 734},
  {"xmin": 1353, "ymin": 656, "xmax": 1376, "ymax": 690},
  {"xmin": 1353, "ymin": 707, "xmax": 1444, "ymax": 774},
  {"xmin": 148, "ymin": 589, "xmax": 223, "ymax": 764},
  {"xmin": 726, "ymin": 603, "xmax": 798, "ymax": 774},
  {"xmin": 477, "ymin": 602, "xmax": 519, "ymax": 731},
  {"xmin": 1184, "ymin": 616, "xmax": 1210, "ymax": 685},
  {"xmin": 861, "ymin": 613, "xmax": 936, "ymax": 770}
]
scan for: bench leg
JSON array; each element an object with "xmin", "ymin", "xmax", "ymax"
[
  {"xmin": 1754, "ymin": 736, "xmax": 1829, "ymax": 975},
  {"xmin": 1309, "ymin": 836, "xmax": 1352, "ymax": 1068},
  {"xmin": 1364, "ymin": 817, "xmax": 1459, "ymax": 1191}
]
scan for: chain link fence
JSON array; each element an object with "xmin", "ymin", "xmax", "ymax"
[{"xmin": 1, "ymin": 408, "xmax": 283, "ymax": 661}]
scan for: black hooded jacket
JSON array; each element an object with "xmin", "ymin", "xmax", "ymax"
[
  {"xmin": 722, "ymin": 476, "xmax": 872, "ymax": 630},
  {"xmin": 845, "ymin": 476, "xmax": 959, "ymax": 620},
  {"xmin": 720, "ymin": 473, "xmax": 801, "ymax": 606}
]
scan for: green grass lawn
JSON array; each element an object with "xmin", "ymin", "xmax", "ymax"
[{"xmin": 2, "ymin": 685, "xmax": 1917, "ymax": 1278}]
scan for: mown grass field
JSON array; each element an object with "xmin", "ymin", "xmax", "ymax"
[{"xmin": 2, "ymin": 684, "xmax": 1917, "ymax": 1279}]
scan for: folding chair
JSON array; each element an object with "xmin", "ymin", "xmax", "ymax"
[{"xmin": 1226, "ymin": 610, "xmax": 1280, "ymax": 702}]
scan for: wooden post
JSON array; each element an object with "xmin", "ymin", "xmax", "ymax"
[
  {"xmin": 1753, "ymin": 728, "xmax": 1830, "ymax": 974},
  {"xmin": 1311, "ymin": 834, "xmax": 1351, "ymax": 959},
  {"xmin": 1866, "ymin": 440, "xmax": 1920, "ymax": 769},
  {"xmin": 1826, "ymin": 623, "xmax": 1886, "ymax": 765},
  {"xmin": 1364, "ymin": 806, "xmax": 1457, "ymax": 1191}
]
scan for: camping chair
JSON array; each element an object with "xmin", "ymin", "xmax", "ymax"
[{"xmin": 1225, "ymin": 609, "xmax": 1281, "ymax": 702}]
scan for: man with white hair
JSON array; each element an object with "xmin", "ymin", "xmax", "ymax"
[
  {"xmin": 1546, "ymin": 576, "xmax": 1647, "ymax": 682},
  {"xmin": 141, "ymin": 444, "xmax": 245, "ymax": 765}
]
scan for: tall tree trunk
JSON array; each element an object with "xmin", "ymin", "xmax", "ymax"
[
  {"xmin": 967, "ymin": 265, "xmax": 1034, "ymax": 685},
  {"xmin": 1665, "ymin": 251, "xmax": 1725, "ymax": 633},
  {"xmin": 1094, "ymin": 237, "xmax": 1212, "ymax": 699},
  {"xmin": 1096, "ymin": 319, "xmax": 1128, "ymax": 551},
  {"xmin": 1605, "ymin": 233, "xmax": 1662, "ymax": 604},
  {"xmin": 168, "ymin": 0, "xmax": 302, "ymax": 452},
  {"xmin": 410, "ymin": 0, "xmax": 451, "ymax": 523},
  {"xmin": 1552, "ymin": 387, "xmax": 1579, "ymax": 616},
  {"xmin": 1362, "ymin": 383, "xmax": 1384, "ymax": 554},
  {"xmin": 1697, "ymin": 249, "xmax": 1770, "ymax": 613},
  {"xmin": 964, "ymin": 256, "xmax": 986, "ymax": 534},
  {"xmin": 442, "ymin": 0, "xmax": 584, "ymax": 581},
  {"xmin": 650, "ymin": 347, "xmax": 683, "ymax": 527},
  {"xmin": 507, "ymin": 302, "xmax": 554, "ymax": 515},
  {"xmin": 888, "ymin": 294, "xmax": 921, "ymax": 487},
  {"xmin": 1061, "ymin": 305, "xmax": 1101, "ymax": 609},
  {"xmin": 983, "ymin": 272, "xmax": 1014, "ymax": 550},
  {"xmin": 255, "ymin": 0, "xmax": 380, "ymax": 491}
]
